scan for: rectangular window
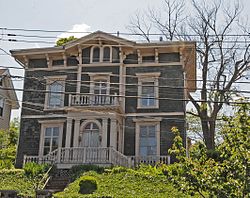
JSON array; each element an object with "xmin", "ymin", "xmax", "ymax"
[
  {"xmin": 141, "ymin": 81, "xmax": 156, "ymax": 107},
  {"xmin": 0, "ymin": 97, "xmax": 4, "ymax": 117},
  {"xmin": 43, "ymin": 127, "xmax": 59, "ymax": 155},
  {"xmin": 47, "ymin": 81, "xmax": 64, "ymax": 108},
  {"xmin": 137, "ymin": 73, "xmax": 160, "ymax": 109},
  {"xmin": 139, "ymin": 125, "xmax": 157, "ymax": 156}
]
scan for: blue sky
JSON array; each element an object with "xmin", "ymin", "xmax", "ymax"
[{"xmin": 0, "ymin": 0, "xmax": 250, "ymax": 119}]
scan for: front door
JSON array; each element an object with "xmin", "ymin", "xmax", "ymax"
[{"xmin": 81, "ymin": 122, "xmax": 100, "ymax": 147}]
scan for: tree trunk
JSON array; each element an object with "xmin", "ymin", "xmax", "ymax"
[{"xmin": 200, "ymin": 117, "xmax": 216, "ymax": 150}]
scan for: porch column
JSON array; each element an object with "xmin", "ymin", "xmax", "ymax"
[
  {"xmin": 102, "ymin": 118, "xmax": 108, "ymax": 147},
  {"xmin": 65, "ymin": 118, "xmax": 73, "ymax": 148},
  {"xmin": 110, "ymin": 119, "xmax": 117, "ymax": 149},
  {"xmin": 73, "ymin": 118, "xmax": 81, "ymax": 147}
]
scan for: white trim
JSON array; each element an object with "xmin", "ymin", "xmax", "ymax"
[
  {"xmin": 136, "ymin": 72, "xmax": 160, "ymax": 109},
  {"xmin": 134, "ymin": 119, "xmax": 161, "ymax": 157},
  {"xmin": 44, "ymin": 76, "xmax": 66, "ymax": 109},
  {"xmin": 125, "ymin": 62, "xmax": 182, "ymax": 67},
  {"xmin": 39, "ymin": 121, "xmax": 64, "ymax": 157},
  {"xmin": 88, "ymin": 73, "xmax": 111, "ymax": 96},
  {"xmin": 126, "ymin": 112, "xmax": 184, "ymax": 117}
]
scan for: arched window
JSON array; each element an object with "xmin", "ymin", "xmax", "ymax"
[
  {"xmin": 81, "ymin": 122, "xmax": 100, "ymax": 147},
  {"xmin": 103, "ymin": 47, "xmax": 110, "ymax": 62},
  {"xmin": 92, "ymin": 47, "xmax": 100, "ymax": 62},
  {"xmin": 48, "ymin": 81, "xmax": 64, "ymax": 107}
]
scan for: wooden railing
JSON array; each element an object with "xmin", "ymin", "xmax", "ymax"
[
  {"xmin": 109, "ymin": 147, "xmax": 130, "ymax": 167},
  {"xmin": 23, "ymin": 148, "xmax": 170, "ymax": 168},
  {"xmin": 23, "ymin": 149, "xmax": 58, "ymax": 165},
  {"xmin": 69, "ymin": 93, "xmax": 120, "ymax": 106},
  {"xmin": 129, "ymin": 155, "xmax": 171, "ymax": 167}
]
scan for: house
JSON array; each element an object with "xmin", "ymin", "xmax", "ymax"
[
  {"xmin": 0, "ymin": 69, "xmax": 19, "ymax": 131},
  {"xmin": 10, "ymin": 31, "xmax": 196, "ymax": 168}
]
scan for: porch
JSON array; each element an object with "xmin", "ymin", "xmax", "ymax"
[{"xmin": 23, "ymin": 147, "xmax": 170, "ymax": 169}]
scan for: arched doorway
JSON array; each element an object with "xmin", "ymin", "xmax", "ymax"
[{"xmin": 80, "ymin": 121, "xmax": 101, "ymax": 147}]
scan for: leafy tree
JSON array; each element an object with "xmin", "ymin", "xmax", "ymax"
[
  {"xmin": 0, "ymin": 118, "xmax": 20, "ymax": 169},
  {"xmin": 56, "ymin": 36, "xmax": 77, "ymax": 46},
  {"xmin": 166, "ymin": 102, "xmax": 250, "ymax": 197},
  {"xmin": 128, "ymin": 0, "xmax": 250, "ymax": 149}
]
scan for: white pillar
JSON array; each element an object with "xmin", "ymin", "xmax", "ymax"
[
  {"xmin": 110, "ymin": 119, "xmax": 117, "ymax": 149},
  {"xmin": 65, "ymin": 118, "xmax": 73, "ymax": 148},
  {"xmin": 102, "ymin": 118, "xmax": 108, "ymax": 147},
  {"xmin": 76, "ymin": 66, "xmax": 82, "ymax": 93},
  {"xmin": 73, "ymin": 118, "xmax": 81, "ymax": 147}
]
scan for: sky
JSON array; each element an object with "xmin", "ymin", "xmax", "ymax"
[{"xmin": 0, "ymin": 0, "xmax": 250, "ymax": 120}]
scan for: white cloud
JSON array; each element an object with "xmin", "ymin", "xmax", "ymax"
[{"xmin": 56, "ymin": 23, "xmax": 91, "ymax": 39}]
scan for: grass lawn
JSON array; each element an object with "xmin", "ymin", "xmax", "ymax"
[
  {"xmin": 55, "ymin": 166, "xmax": 198, "ymax": 198},
  {"xmin": 0, "ymin": 169, "xmax": 41, "ymax": 197}
]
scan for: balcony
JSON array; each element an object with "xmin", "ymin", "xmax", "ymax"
[{"xmin": 69, "ymin": 93, "xmax": 120, "ymax": 107}]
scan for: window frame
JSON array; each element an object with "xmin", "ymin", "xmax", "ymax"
[
  {"xmin": 38, "ymin": 120, "xmax": 64, "ymax": 157},
  {"xmin": 44, "ymin": 76, "xmax": 67, "ymax": 109},
  {"xmin": 133, "ymin": 118, "xmax": 161, "ymax": 157},
  {"xmin": 0, "ymin": 96, "xmax": 4, "ymax": 117},
  {"xmin": 136, "ymin": 72, "xmax": 160, "ymax": 109},
  {"xmin": 90, "ymin": 45, "xmax": 112, "ymax": 63}
]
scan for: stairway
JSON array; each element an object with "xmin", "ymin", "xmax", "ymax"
[{"xmin": 44, "ymin": 169, "xmax": 70, "ymax": 193}]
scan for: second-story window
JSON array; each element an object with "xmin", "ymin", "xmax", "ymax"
[
  {"xmin": 45, "ymin": 76, "xmax": 66, "ymax": 109},
  {"xmin": 94, "ymin": 80, "xmax": 108, "ymax": 95},
  {"xmin": 0, "ymin": 96, "xmax": 4, "ymax": 117},
  {"xmin": 48, "ymin": 81, "xmax": 64, "ymax": 108},
  {"xmin": 141, "ymin": 81, "xmax": 156, "ymax": 107},
  {"xmin": 136, "ymin": 72, "xmax": 160, "ymax": 109}
]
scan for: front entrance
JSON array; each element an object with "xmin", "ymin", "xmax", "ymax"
[{"xmin": 80, "ymin": 122, "xmax": 100, "ymax": 147}]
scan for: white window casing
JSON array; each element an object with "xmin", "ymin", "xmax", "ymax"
[
  {"xmin": 44, "ymin": 76, "xmax": 67, "ymax": 109},
  {"xmin": 136, "ymin": 72, "xmax": 160, "ymax": 109},
  {"xmin": 38, "ymin": 120, "xmax": 64, "ymax": 157},
  {"xmin": 133, "ymin": 118, "xmax": 161, "ymax": 157}
]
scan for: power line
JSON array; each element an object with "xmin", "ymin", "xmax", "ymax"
[
  {"xmin": 1, "ymin": 27, "xmax": 250, "ymax": 37},
  {"xmin": 0, "ymin": 86, "xmax": 249, "ymax": 105}
]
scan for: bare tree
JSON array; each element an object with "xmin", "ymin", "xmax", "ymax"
[{"xmin": 128, "ymin": 0, "xmax": 250, "ymax": 149}]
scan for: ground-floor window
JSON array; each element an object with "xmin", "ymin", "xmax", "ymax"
[
  {"xmin": 43, "ymin": 126, "xmax": 59, "ymax": 155},
  {"xmin": 139, "ymin": 125, "xmax": 157, "ymax": 156}
]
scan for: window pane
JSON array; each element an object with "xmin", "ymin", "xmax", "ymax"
[
  {"xmin": 139, "ymin": 125, "xmax": 157, "ymax": 156},
  {"xmin": 52, "ymin": 137, "xmax": 58, "ymax": 147},
  {"xmin": 53, "ymin": 127, "xmax": 59, "ymax": 136},
  {"xmin": 44, "ymin": 147, "xmax": 50, "ymax": 155},
  {"xmin": 103, "ymin": 47, "xmax": 110, "ymax": 62},
  {"xmin": 45, "ymin": 128, "xmax": 52, "ymax": 136},
  {"xmin": 93, "ymin": 47, "xmax": 100, "ymax": 62},
  {"xmin": 141, "ymin": 81, "xmax": 156, "ymax": 107},
  {"xmin": 140, "ymin": 126, "xmax": 147, "ymax": 137},
  {"xmin": 48, "ymin": 82, "xmax": 64, "ymax": 107},
  {"xmin": 44, "ymin": 138, "xmax": 51, "ymax": 147}
]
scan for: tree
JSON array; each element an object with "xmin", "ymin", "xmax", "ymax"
[
  {"xmin": 167, "ymin": 102, "xmax": 250, "ymax": 197},
  {"xmin": 128, "ymin": 0, "xmax": 250, "ymax": 149},
  {"xmin": 56, "ymin": 36, "xmax": 77, "ymax": 46},
  {"xmin": 0, "ymin": 119, "xmax": 20, "ymax": 169}
]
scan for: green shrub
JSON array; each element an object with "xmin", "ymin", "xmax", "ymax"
[
  {"xmin": 78, "ymin": 175, "xmax": 98, "ymax": 194},
  {"xmin": 110, "ymin": 166, "xmax": 128, "ymax": 174},
  {"xmin": 23, "ymin": 162, "xmax": 49, "ymax": 178},
  {"xmin": 69, "ymin": 165, "xmax": 104, "ymax": 180}
]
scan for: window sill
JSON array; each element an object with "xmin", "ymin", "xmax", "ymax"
[
  {"xmin": 137, "ymin": 106, "xmax": 159, "ymax": 109},
  {"xmin": 43, "ymin": 107, "xmax": 66, "ymax": 111}
]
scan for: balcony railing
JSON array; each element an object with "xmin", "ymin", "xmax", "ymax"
[{"xmin": 69, "ymin": 93, "xmax": 120, "ymax": 107}]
